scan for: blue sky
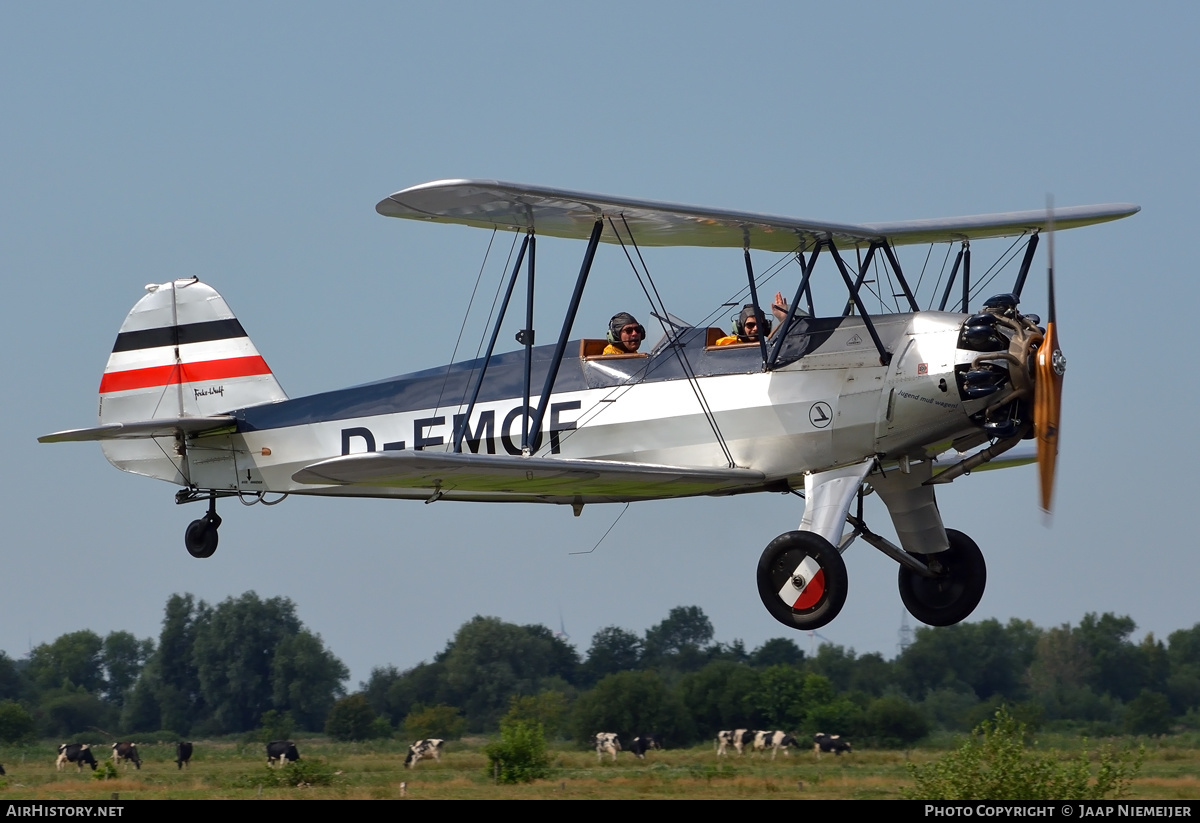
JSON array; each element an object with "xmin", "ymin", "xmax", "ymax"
[{"xmin": 3, "ymin": 2, "xmax": 1196, "ymax": 686}]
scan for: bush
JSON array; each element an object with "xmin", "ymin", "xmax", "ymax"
[
  {"xmin": 92, "ymin": 761, "xmax": 119, "ymax": 781},
  {"xmin": 325, "ymin": 694, "xmax": 378, "ymax": 741},
  {"xmin": 484, "ymin": 720, "xmax": 550, "ymax": 784},
  {"xmin": 1123, "ymin": 690, "xmax": 1172, "ymax": 736},
  {"xmin": 229, "ymin": 758, "xmax": 339, "ymax": 789},
  {"xmin": 865, "ymin": 694, "xmax": 930, "ymax": 747},
  {"xmin": 404, "ymin": 704, "xmax": 466, "ymax": 741},
  {"xmin": 571, "ymin": 670, "xmax": 695, "ymax": 744},
  {"xmin": 257, "ymin": 709, "xmax": 295, "ymax": 743},
  {"xmin": 505, "ymin": 692, "xmax": 569, "ymax": 739},
  {"xmin": 0, "ymin": 701, "xmax": 35, "ymax": 743},
  {"xmin": 276, "ymin": 758, "xmax": 338, "ymax": 787},
  {"xmin": 38, "ymin": 690, "xmax": 114, "ymax": 738},
  {"xmin": 904, "ymin": 707, "xmax": 1143, "ymax": 800},
  {"xmin": 369, "ymin": 716, "xmax": 394, "ymax": 740}
]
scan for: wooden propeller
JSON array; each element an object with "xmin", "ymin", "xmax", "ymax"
[{"xmin": 1033, "ymin": 201, "xmax": 1063, "ymax": 512}]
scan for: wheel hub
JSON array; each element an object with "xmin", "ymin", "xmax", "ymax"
[{"xmin": 757, "ymin": 531, "xmax": 848, "ymax": 631}]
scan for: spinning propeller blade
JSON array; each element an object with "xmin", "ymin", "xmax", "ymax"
[{"xmin": 1033, "ymin": 199, "xmax": 1063, "ymax": 512}]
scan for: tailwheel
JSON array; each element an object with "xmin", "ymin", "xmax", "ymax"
[
  {"xmin": 897, "ymin": 529, "xmax": 986, "ymax": 626},
  {"xmin": 184, "ymin": 497, "xmax": 222, "ymax": 559},
  {"xmin": 757, "ymin": 531, "xmax": 848, "ymax": 631}
]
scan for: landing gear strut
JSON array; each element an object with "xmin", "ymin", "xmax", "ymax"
[
  {"xmin": 758, "ymin": 456, "xmax": 989, "ymax": 631},
  {"xmin": 184, "ymin": 495, "xmax": 221, "ymax": 558}
]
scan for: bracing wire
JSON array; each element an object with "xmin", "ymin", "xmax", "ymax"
[
  {"xmin": 691, "ymin": 248, "xmax": 801, "ymax": 331},
  {"xmin": 911, "ymin": 243, "xmax": 937, "ymax": 305},
  {"xmin": 610, "ymin": 215, "xmax": 735, "ymax": 468},
  {"xmin": 453, "ymin": 231, "xmax": 521, "ymax": 413},
  {"xmin": 477, "ymin": 232, "xmax": 521, "ymax": 360},
  {"xmin": 925, "ymin": 244, "xmax": 953, "ymax": 312},
  {"xmin": 968, "ymin": 233, "xmax": 1029, "ymax": 306},
  {"xmin": 434, "ymin": 229, "xmax": 498, "ymax": 418}
]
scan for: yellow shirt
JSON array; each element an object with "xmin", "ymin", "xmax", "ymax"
[{"xmin": 600, "ymin": 344, "xmax": 647, "ymax": 356}]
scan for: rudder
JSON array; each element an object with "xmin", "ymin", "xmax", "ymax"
[{"xmin": 98, "ymin": 278, "xmax": 286, "ymax": 482}]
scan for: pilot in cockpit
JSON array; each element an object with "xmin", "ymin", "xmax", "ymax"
[
  {"xmin": 714, "ymin": 291, "xmax": 794, "ymax": 346},
  {"xmin": 602, "ymin": 312, "xmax": 646, "ymax": 355}
]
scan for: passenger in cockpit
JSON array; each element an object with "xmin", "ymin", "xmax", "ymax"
[
  {"xmin": 603, "ymin": 312, "xmax": 646, "ymax": 355},
  {"xmin": 714, "ymin": 292, "xmax": 793, "ymax": 346}
]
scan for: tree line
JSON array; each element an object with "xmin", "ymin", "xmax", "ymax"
[
  {"xmin": 1, "ymin": 594, "xmax": 1198, "ymax": 747},
  {"xmin": 0, "ymin": 592, "xmax": 345, "ymax": 741}
]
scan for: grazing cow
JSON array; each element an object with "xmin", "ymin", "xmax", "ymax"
[
  {"xmin": 590, "ymin": 732, "xmax": 620, "ymax": 762},
  {"xmin": 176, "ymin": 741, "xmax": 193, "ymax": 770},
  {"xmin": 716, "ymin": 730, "xmax": 736, "ymax": 756},
  {"xmin": 753, "ymin": 730, "xmax": 797, "ymax": 760},
  {"xmin": 266, "ymin": 740, "xmax": 300, "ymax": 767},
  {"xmin": 403, "ymin": 738, "xmax": 444, "ymax": 768},
  {"xmin": 56, "ymin": 743, "xmax": 98, "ymax": 772},
  {"xmin": 629, "ymin": 735, "xmax": 663, "ymax": 759},
  {"xmin": 733, "ymin": 729, "xmax": 757, "ymax": 755},
  {"xmin": 111, "ymin": 742, "xmax": 141, "ymax": 769},
  {"xmin": 813, "ymin": 733, "xmax": 852, "ymax": 757}
]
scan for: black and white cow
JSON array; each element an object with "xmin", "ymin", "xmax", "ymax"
[
  {"xmin": 590, "ymin": 732, "xmax": 620, "ymax": 762},
  {"xmin": 716, "ymin": 730, "xmax": 736, "ymax": 756},
  {"xmin": 266, "ymin": 740, "xmax": 300, "ymax": 767},
  {"xmin": 111, "ymin": 742, "xmax": 141, "ymax": 769},
  {"xmin": 629, "ymin": 735, "xmax": 663, "ymax": 759},
  {"xmin": 403, "ymin": 739, "xmax": 444, "ymax": 768},
  {"xmin": 753, "ymin": 730, "xmax": 797, "ymax": 759},
  {"xmin": 813, "ymin": 733, "xmax": 852, "ymax": 756},
  {"xmin": 56, "ymin": 743, "xmax": 98, "ymax": 772},
  {"xmin": 733, "ymin": 729, "xmax": 758, "ymax": 755},
  {"xmin": 176, "ymin": 741, "xmax": 193, "ymax": 770}
]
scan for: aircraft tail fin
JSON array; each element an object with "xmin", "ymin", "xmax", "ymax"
[
  {"xmin": 99, "ymin": 277, "xmax": 287, "ymax": 423},
  {"xmin": 94, "ymin": 278, "xmax": 287, "ymax": 482}
]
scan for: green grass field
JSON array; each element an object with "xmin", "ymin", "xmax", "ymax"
[{"xmin": 1, "ymin": 736, "xmax": 1196, "ymax": 800}]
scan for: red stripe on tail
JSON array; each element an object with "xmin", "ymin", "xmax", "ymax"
[{"xmin": 99, "ymin": 356, "xmax": 272, "ymax": 394}]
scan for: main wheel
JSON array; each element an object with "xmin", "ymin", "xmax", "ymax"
[
  {"xmin": 184, "ymin": 513, "xmax": 221, "ymax": 559},
  {"xmin": 757, "ymin": 531, "xmax": 848, "ymax": 631},
  {"xmin": 897, "ymin": 528, "xmax": 986, "ymax": 626}
]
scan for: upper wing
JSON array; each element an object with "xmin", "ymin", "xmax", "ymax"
[
  {"xmin": 38, "ymin": 416, "xmax": 236, "ymax": 442},
  {"xmin": 377, "ymin": 179, "xmax": 1139, "ymax": 252},
  {"xmin": 292, "ymin": 450, "xmax": 766, "ymax": 498}
]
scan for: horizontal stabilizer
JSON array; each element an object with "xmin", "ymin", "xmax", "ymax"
[
  {"xmin": 38, "ymin": 416, "xmax": 236, "ymax": 443},
  {"xmin": 292, "ymin": 450, "xmax": 765, "ymax": 497}
]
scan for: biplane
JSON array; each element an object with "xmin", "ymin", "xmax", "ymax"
[{"xmin": 39, "ymin": 180, "xmax": 1138, "ymax": 630}]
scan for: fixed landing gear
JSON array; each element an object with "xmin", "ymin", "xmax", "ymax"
[
  {"xmin": 897, "ymin": 529, "xmax": 986, "ymax": 626},
  {"xmin": 756, "ymin": 531, "xmax": 848, "ymax": 630},
  {"xmin": 184, "ymin": 495, "xmax": 222, "ymax": 558}
]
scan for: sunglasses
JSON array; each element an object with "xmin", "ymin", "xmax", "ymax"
[{"xmin": 621, "ymin": 325, "xmax": 645, "ymax": 336}]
